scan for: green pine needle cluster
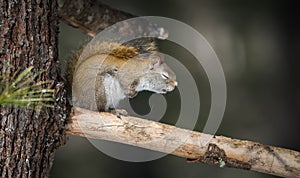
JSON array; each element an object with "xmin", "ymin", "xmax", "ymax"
[{"xmin": 0, "ymin": 66, "xmax": 54, "ymax": 109}]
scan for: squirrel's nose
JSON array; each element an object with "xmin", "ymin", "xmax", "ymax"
[{"xmin": 173, "ymin": 81, "xmax": 178, "ymax": 86}]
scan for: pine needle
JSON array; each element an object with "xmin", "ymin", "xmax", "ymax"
[{"xmin": 0, "ymin": 66, "xmax": 55, "ymax": 109}]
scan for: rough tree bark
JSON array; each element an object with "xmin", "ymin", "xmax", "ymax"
[
  {"xmin": 58, "ymin": 0, "xmax": 134, "ymax": 36},
  {"xmin": 0, "ymin": 0, "xmax": 67, "ymax": 177}
]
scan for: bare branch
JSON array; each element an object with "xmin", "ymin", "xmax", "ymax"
[
  {"xmin": 58, "ymin": 0, "xmax": 168, "ymax": 40},
  {"xmin": 67, "ymin": 107, "xmax": 300, "ymax": 178},
  {"xmin": 58, "ymin": 0, "xmax": 134, "ymax": 36}
]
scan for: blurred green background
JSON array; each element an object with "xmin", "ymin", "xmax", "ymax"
[{"xmin": 51, "ymin": 0, "xmax": 300, "ymax": 177}]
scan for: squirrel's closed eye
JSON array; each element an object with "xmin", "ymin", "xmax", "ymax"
[{"xmin": 161, "ymin": 73, "xmax": 169, "ymax": 79}]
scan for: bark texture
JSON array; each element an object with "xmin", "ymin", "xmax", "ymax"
[
  {"xmin": 67, "ymin": 107, "xmax": 300, "ymax": 178},
  {"xmin": 58, "ymin": 0, "xmax": 168, "ymax": 40},
  {"xmin": 0, "ymin": 0, "xmax": 67, "ymax": 177},
  {"xmin": 58, "ymin": 0, "xmax": 134, "ymax": 36}
]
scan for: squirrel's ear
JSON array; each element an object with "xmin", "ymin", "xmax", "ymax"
[{"xmin": 149, "ymin": 55, "xmax": 162, "ymax": 70}]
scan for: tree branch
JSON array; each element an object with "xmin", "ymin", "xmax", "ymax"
[
  {"xmin": 58, "ymin": 0, "xmax": 134, "ymax": 37},
  {"xmin": 58, "ymin": 0, "xmax": 168, "ymax": 40},
  {"xmin": 67, "ymin": 107, "xmax": 300, "ymax": 178}
]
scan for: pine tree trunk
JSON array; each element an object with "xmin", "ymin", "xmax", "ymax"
[{"xmin": 0, "ymin": 0, "xmax": 67, "ymax": 177}]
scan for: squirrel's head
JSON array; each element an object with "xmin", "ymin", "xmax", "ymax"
[{"xmin": 136, "ymin": 54, "xmax": 178, "ymax": 94}]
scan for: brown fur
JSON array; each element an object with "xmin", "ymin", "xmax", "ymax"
[{"xmin": 65, "ymin": 40, "xmax": 176, "ymax": 112}]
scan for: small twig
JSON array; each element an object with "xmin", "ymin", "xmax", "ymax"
[
  {"xmin": 58, "ymin": 14, "xmax": 96, "ymax": 37},
  {"xmin": 67, "ymin": 107, "xmax": 300, "ymax": 178}
]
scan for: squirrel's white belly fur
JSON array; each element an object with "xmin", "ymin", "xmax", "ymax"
[{"xmin": 103, "ymin": 74, "xmax": 126, "ymax": 110}]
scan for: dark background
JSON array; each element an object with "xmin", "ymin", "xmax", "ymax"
[{"xmin": 51, "ymin": 0, "xmax": 299, "ymax": 177}]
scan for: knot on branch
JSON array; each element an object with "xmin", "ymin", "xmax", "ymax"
[
  {"xmin": 200, "ymin": 143, "xmax": 252, "ymax": 170},
  {"xmin": 203, "ymin": 143, "xmax": 227, "ymax": 166}
]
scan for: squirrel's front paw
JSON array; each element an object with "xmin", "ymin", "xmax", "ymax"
[
  {"xmin": 109, "ymin": 108, "xmax": 128, "ymax": 118},
  {"xmin": 127, "ymin": 80, "xmax": 138, "ymax": 98},
  {"xmin": 127, "ymin": 90, "xmax": 138, "ymax": 98}
]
